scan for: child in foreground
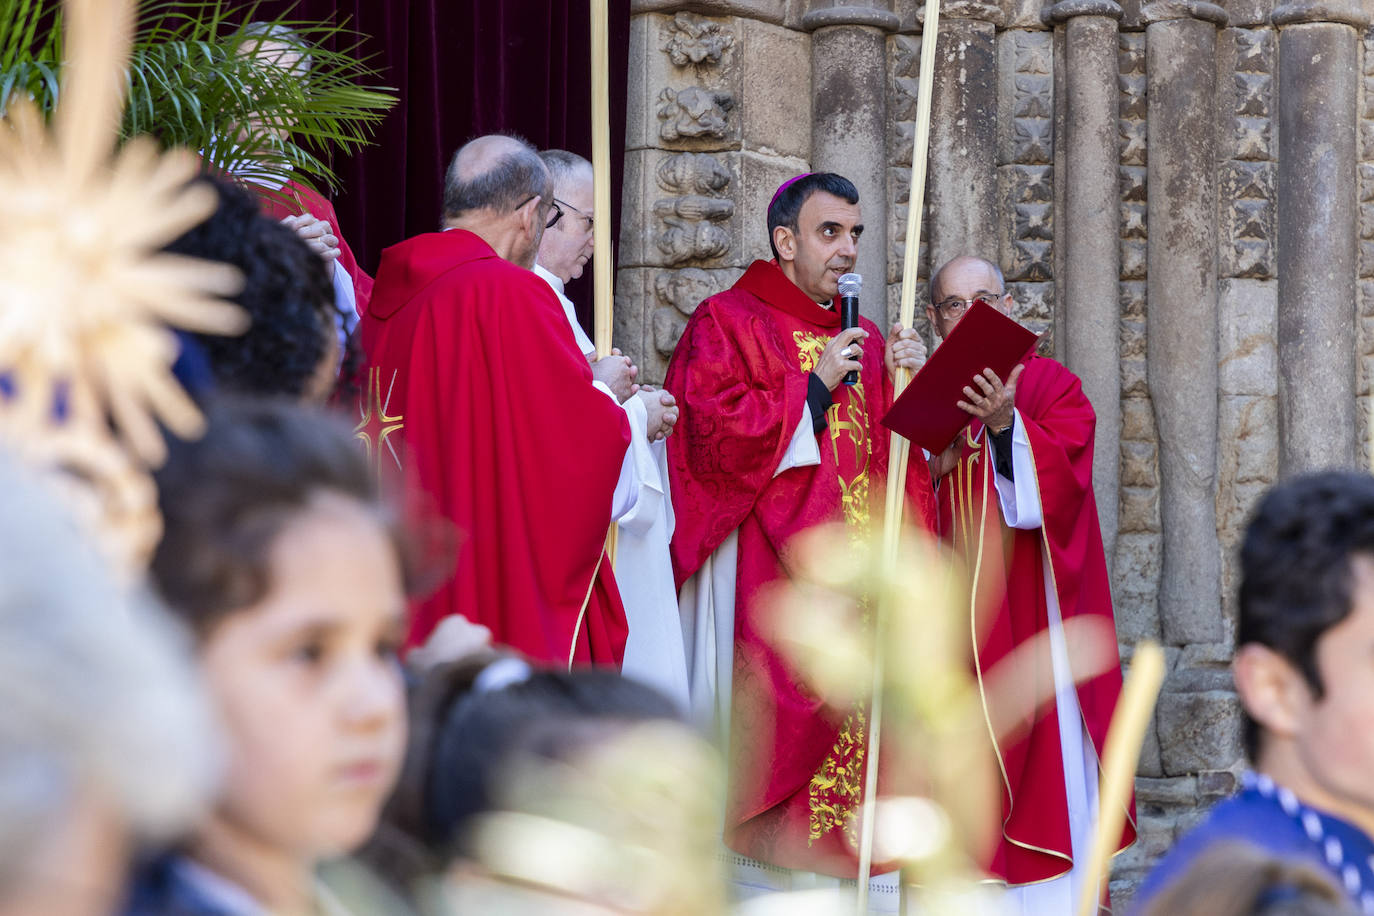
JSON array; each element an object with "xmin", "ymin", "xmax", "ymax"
[{"xmin": 125, "ymin": 398, "xmax": 412, "ymax": 916}]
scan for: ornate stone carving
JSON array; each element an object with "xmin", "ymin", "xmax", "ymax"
[
  {"xmin": 888, "ymin": 34, "xmax": 922, "ymax": 169},
  {"xmin": 1011, "ymin": 36, "xmax": 1054, "ymax": 165},
  {"xmin": 656, "ymin": 218, "xmax": 731, "ymax": 265},
  {"xmin": 652, "ymin": 195, "xmax": 735, "ymax": 222},
  {"xmin": 661, "ymin": 12, "xmax": 734, "ymax": 70},
  {"xmin": 1357, "ymin": 34, "xmax": 1374, "ymax": 443},
  {"xmin": 1361, "ymin": 35, "xmax": 1374, "ymax": 281},
  {"xmin": 1220, "ymin": 161, "xmax": 1275, "ymax": 278},
  {"xmin": 657, "ymin": 86, "xmax": 735, "ymax": 141},
  {"xmin": 655, "ymin": 152, "xmax": 732, "ymax": 194},
  {"xmin": 655, "ymin": 267, "xmax": 717, "ymax": 316},
  {"xmin": 1119, "ymin": 34, "xmax": 1147, "ymax": 281},
  {"xmin": 1001, "ymin": 31, "xmax": 1054, "ymax": 283}
]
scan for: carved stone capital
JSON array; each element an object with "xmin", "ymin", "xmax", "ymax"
[
  {"xmin": 1271, "ymin": 0, "xmax": 1369, "ymax": 27},
  {"xmin": 916, "ymin": 0, "xmax": 1007, "ymax": 25},
  {"xmin": 1139, "ymin": 0, "xmax": 1228, "ymax": 24},
  {"xmin": 1042, "ymin": 0, "xmax": 1124, "ymax": 25},
  {"xmin": 801, "ymin": 4, "xmax": 901, "ymax": 31}
]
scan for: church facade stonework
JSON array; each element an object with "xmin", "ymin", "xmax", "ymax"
[{"xmin": 616, "ymin": 0, "xmax": 1374, "ymax": 902}]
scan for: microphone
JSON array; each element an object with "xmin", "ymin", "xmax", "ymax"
[{"xmin": 838, "ymin": 272, "xmax": 862, "ymax": 386}]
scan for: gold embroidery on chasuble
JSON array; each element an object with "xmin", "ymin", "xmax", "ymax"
[
  {"xmin": 789, "ymin": 331, "xmax": 875, "ymax": 846},
  {"xmin": 354, "ymin": 367, "xmax": 405, "ymax": 475},
  {"xmin": 793, "ymin": 330, "xmax": 827, "ymax": 373}
]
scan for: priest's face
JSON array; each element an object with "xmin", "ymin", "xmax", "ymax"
[
  {"xmin": 536, "ymin": 168, "xmax": 595, "ymax": 284},
  {"xmin": 926, "ymin": 256, "xmax": 1013, "ymax": 340},
  {"xmin": 776, "ymin": 191, "xmax": 863, "ymax": 303}
]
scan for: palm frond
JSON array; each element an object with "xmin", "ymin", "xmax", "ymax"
[{"xmin": 1, "ymin": 0, "xmax": 396, "ymax": 194}]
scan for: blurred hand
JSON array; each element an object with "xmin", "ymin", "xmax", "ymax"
[
  {"xmin": 283, "ymin": 212, "xmax": 341, "ymax": 262},
  {"xmin": 637, "ymin": 387, "xmax": 679, "ymax": 441},
  {"xmin": 408, "ymin": 614, "xmax": 492, "ymax": 671},
  {"xmin": 592, "ymin": 347, "xmax": 639, "ymax": 402}
]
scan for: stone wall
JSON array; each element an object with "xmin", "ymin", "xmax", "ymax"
[{"xmin": 618, "ymin": 0, "xmax": 1373, "ymax": 904}]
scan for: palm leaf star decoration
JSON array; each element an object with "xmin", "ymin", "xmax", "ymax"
[{"xmin": 0, "ymin": 0, "xmax": 248, "ymax": 570}]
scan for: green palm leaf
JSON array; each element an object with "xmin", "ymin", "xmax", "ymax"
[{"xmin": 0, "ymin": 0, "xmax": 396, "ymax": 194}]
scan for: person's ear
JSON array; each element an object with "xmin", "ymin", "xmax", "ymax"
[
  {"xmin": 1234, "ymin": 644, "xmax": 1311, "ymax": 745},
  {"xmin": 517, "ymin": 195, "xmax": 544, "ymax": 241},
  {"xmin": 773, "ymin": 225, "xmax": 797, "ymax": 262},
  {"xmin": 925, "ymin": 303, "xmax": 941, "ymax": 338},
  {"xmin": 999, "ymin": 291, "xmax": 1014, "ymax": 316}
]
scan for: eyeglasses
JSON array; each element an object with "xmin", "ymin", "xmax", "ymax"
[
  {"xmin": 934, "ymin": 292, "xmax": 1004, "ymax": 319},
  {"xmin": 515, "ymin": 195, "xmax": 565, "ymax": 230},
  {"xmin": 553, "ymin": 197, "xmax": 594, "ymax": 232},
  {"xmin": 544, "ymin": 199, "xmax": 564, "ymax": 230}
]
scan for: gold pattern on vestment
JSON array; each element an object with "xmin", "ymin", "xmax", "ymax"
[
  {"xmin": 791, "ymin": 330, "xmax": 875, "ymax": 845},
  {"xmin": 793, "ymin": 330, "xmax": 827, "ymax": 373},
  {"xmin": 354, "ymin": 366, "xmax": 405, "ymax": 474},
  {"xmin": 807, "ymin": 707, "xmax": 868, "ymax": 845}
]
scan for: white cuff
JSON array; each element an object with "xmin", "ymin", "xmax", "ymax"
[
  {"xmin": 774, "ymin": 404, "xmax": 822, "ymax": 477},
  {"xmin": 992, "ymin": 410, "xmax": 1043, "ymax": 530}
]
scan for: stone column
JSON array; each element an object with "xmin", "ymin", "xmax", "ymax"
[
  {"xmin": 1272, "ymin": 0, "xmax": 1365, "ymax": 472},
  {"xmin": 805, "ymin": 2, "xmax": 899, "ymax": 325},
  {"xmin": 1143, "ymin": 0, "xmax": 1226, "ymax": 644},
  {"xmin": 926, "ymin": 3, "xmax": 1003, "ymax": 272},
  {"xmin": 1044, "ymin": 0, "xmax": 1122, "ymax": 567}
]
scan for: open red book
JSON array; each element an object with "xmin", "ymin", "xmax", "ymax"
[{"xmin": 881, "ymin": 300, "xmax": 1040, "ymax": 454}]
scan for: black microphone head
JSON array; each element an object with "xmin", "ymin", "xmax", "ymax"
[{"xmin": 838, "ymin": 273, "xmax": 862, "ymax": 298}]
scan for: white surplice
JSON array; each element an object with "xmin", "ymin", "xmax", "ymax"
[
  {"xmin": 986, "ymin": 411, "xmax": 1101, "ymax": 915},
  {"xmin": 534, "ymin": 264, "xmax": 687, "ymax": 708}
]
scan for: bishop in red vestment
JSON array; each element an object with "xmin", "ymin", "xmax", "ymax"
[
  {"xmin": 927, "ymin": 255, "xmax": 1134, "ymax": 900},
  {"xmin": 666, "ymin": 174, "xmax": 937, "ymax": 878},
  {"xmin": 358, "ymin": 136, "xmax": 631, "ymax": 667}
]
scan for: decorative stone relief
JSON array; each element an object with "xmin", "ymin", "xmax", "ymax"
[
  {"xmin": 653, "ymin": 195, "xmax": 735, "ymax": 221},
  {"xmin": 656, "ymin": 217, "xmax": 732, "ymax": 264},
  {"xmin": 1115, "ymin": 32, "xmax": 1162, "ymax": 713},
  {"xmin": 1220, "ymin": 29, "xmax": 1276, "ymax": 279},
  {"xmin": 1358, "ymin": 33, "xmax": 1374, "ymax": 451},
  {"xmin": 1119, "ymin": 34, "xmax": 1147, "ymax": 282},
  {"xmin": 656, "ymin": 151, "xmax": 732, "ymax": 194},
  {"xmin": 657, "ymin": 86, "xmax": 736, "ymax": 141},
  {"xmin": 1000, "ymin": 31, "xmax": 1054, "ymax": 287},
  {"xmin": 661, "ymin": 11, "xmax": 734, "ymax": 70},
  {"xmin": 887, "ymin": 33, "xmax": 931, "ymax": 338},
  {"xmin": 651, "ymin": 267, "xmax": 739, "ymax": 358}
]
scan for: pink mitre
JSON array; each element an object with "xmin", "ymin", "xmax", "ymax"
[{"xmin": 768, "ymin": 173, "xmax": 814, "ymax": 211}]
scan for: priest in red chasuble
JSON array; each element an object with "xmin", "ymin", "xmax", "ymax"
[
  {"xmin": 926, "ymin": 255, "xmax": 1134, "ymax": 907},
  {"xmin": 665, "ymin": 173, "xmax": 938, "ymax": 883},
  {"xmin": 358, "ymin": 135, "xmax": 634, "ymax": 667}
]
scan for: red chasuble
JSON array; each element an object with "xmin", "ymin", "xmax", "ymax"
[
  {"xmin": 666, "ymin": 259, "xmax": 939, "ymax": 877},
  {"xmin": 255, "ymin": 180, "xmax": 374, "ymax": 316},
  {"xmin": 936, "ymin": 355, "xmax": 1135, "ymax": 885},
  {"xmin": 358, "ymin": 229, "xmax": 631, "ymax": 666}
]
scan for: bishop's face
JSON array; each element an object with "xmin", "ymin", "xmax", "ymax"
[{"xmin": 775, "ymin": 191, "xmax": 863, "ymax": 304}]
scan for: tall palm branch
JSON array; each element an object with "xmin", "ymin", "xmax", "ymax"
[{"xmin": 0, "ymin": 0, "xmax": 396, "ymax": 193}]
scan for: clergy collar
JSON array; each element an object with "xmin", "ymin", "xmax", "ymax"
[
  {"xmin": 532, "ymin": 262, "xmax": 565, "ymax": 295},
  {"xmin": 734, "ymin": 259, "xmax": 841, "ymax": 328}
]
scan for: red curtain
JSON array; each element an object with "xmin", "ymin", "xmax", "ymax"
[{"xmin": 247, "ymin": 0, "xmax": 631, "ymax": 323}]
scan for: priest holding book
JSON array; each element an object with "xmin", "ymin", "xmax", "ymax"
[{"xmin": 924, "ymin": 254, "xmax": 1134, "ymax": 910}]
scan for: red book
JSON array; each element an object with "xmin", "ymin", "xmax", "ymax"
[{"xmin": 881, "ymin": 301, "xmax": 1039, "ymax": 453}]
